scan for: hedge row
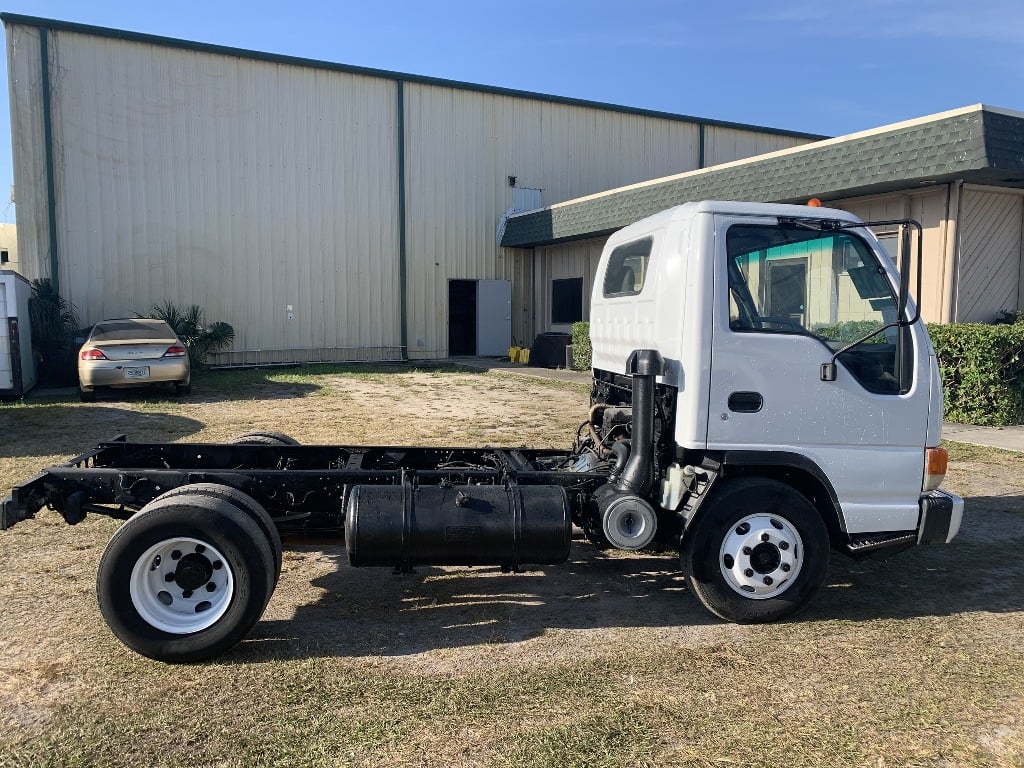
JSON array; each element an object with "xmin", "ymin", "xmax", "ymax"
[{"xmin": 927, "ymin": 322, "xmax": 1024, "ymax": 426}]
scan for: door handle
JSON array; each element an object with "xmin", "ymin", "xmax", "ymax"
[{"xmin": 728, "ymin": 391, "xmax": 763, "ymax": 413}]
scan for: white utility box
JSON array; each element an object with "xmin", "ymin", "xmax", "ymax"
[{"xmin": 0, "ymin": 270, "xmax": 36, "ymax": 397}]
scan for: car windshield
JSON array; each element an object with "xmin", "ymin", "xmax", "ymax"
[{"xmin": 91, "ymin": 321, "xmax": 176, "ymax": 342}]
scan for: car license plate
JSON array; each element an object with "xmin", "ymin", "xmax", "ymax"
[{"xmin": 124, "ymin": 367, "xmax": 150, "ymax": 380}]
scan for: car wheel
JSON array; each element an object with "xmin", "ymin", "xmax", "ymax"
[
  {"xmin": 174, "ymin": 382, "xmax": 192, "ymax": 396},
  {"xmin": 80, "ymin": 388, "xmax": 97, "ymax": 402},
  {"xmin": 97, "ymin": 493, "xmax": 275, "ymax": 663},
  {"xmin": 680, "ymin": 477, "xmax": 829, "ymax": 624}
]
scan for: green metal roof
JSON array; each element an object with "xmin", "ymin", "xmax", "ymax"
[
  {"xmin": 1, "ymin": 13, "xmax": 825, "ymax": 142},
  {"xmin": 501, "ymin": 105, "xmax": 1024, "ymax": 248}
]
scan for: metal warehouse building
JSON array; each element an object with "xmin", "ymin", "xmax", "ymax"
[{"xmin": 3, "ymin": 14, "xmax": 821, "ymax": 365}]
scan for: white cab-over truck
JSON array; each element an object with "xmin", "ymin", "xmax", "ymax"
[{"xmin": 2, "ymin": 201, "xmax": 963, "ymax": 662}]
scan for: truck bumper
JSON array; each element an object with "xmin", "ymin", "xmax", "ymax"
[{"xmin": 917, "ymin": 489, "xmax": 964, "ymax": 545}]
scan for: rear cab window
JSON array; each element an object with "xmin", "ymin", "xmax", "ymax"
[{"xmin": 603, "ymin": 237, "xmax": 653, "ymax": 297}]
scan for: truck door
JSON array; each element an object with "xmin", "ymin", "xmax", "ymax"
[{"xmin": 704, "ymin": 214, "xmax": 929, "ymax": 535}]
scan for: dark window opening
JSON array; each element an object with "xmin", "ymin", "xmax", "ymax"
[
  {"xmin": 0, "ymin": 250, "xmax": 8, "ymax": 265},
  {"xmin": 551, "ymin": 277, "xmax": 583, "ymax": 324}
]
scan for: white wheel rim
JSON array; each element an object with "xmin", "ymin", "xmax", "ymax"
[
  {"xmin": 719, "ymin": 513, "xmax": 804, "ymax": 600},
  {"xmin": 129, "ymin": 537, "xmax": 234, "ymax": 634}
]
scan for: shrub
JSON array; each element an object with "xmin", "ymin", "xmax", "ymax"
[
  {"xmin": 571, "ymin": 321, "xmax": 592, "ymax": 371},
  {"xmin": 148, "ymin": 301, "xmax": 235, "ymax": 368},
  {"xmin": 28, "ymin": 278, "xmax": 81, "ymax": 386},
  {"xmin": 927, "ymin": 322, "xmax": 1024, "ymax": 426}
]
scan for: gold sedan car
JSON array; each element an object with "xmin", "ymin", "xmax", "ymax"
[{"xmin": 78, "ymin": 318, "xmax": 191, "ymax": 401}]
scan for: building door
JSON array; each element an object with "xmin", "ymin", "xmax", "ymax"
[
  {"xmin": 476, "ymin": 279, "xmax": 512, "ymax": 355},
  {"xmin": 448, "ymin": 280, "xmax": 477, "ymax": 355},
  {"xmin": 447, "ymin": 279, "xmax": 512, "ymax": 356}
]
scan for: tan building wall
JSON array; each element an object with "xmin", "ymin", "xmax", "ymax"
[{"xmin": 0, "ymin": 224, "xmax": 17, "ymax": 274}]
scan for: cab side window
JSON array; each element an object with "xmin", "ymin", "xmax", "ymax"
[{"xmin": 603, "ymin": 237, "xmax": 652, "ymax": 297}]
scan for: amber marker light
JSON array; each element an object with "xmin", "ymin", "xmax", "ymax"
[
  {"xmin": 806, "ymin": 197, "xmax": 822, "ymax": 207},
  {"xmin": 923, "ymin": 446, "xmax": 948, "ymax": 491}
]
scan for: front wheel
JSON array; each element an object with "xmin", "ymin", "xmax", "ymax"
[
  {"xmin": 97, "ymin": 494, "xmax": 276, "ymax": 662},
  {"xmin": 680, "ymin": 477, "xmax": 829, "ymax": 623}
]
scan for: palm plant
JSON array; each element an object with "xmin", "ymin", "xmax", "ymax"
[
  {"xmin": 149, "ymin": 301, "xmax": 234, "ymax": 368},
  {"xmin": 28, "ymin": 278, "xmax": 81, "ymax": 385}
]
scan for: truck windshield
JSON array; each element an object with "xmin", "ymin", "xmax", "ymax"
[{"xmin": 726, "ymin": 223, "xmax": 903, "ymax": 394}]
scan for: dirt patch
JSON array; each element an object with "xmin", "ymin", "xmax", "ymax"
[{"xmin": 1, "ymin": 366, "xmax": 1023, "ymax": 767}]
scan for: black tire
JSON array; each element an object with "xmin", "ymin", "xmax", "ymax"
[
  {"xmin": 80, "ymin": 388, "xmax": 96, "ymax": 402},
  {"xmin": 97, "ymin": 494, "xmax": 275, "ymax": 662},
  {"xmin": 151, "ymin": 483, "xmax": 282, "ymax": 587},
  {"xmin": 230, "ymin": 431, "xmax": 300, "ymax": 446},
  {"xmin": 680, "ymin": 477, "xmax": 829, "ymax": 624},
  {"xmin": 174, "ymin": 382, "xmax": 192, "ymax": 396}
]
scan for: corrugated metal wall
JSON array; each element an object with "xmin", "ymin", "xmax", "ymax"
[
  {"xmin": 956, "ymin": 186, "xmax": 1024, "ymax": 322},
  {"xmin": 14, "ymin": 27, "xmax": 403, "ymax": 364},
  {"xmin": 402, "ymin": 84, "xmax": 703, "ymax": 358},
  {"xmin": 533, "ymin": 237, "xmax": 606, "ymax": 334},
  {"xmin": 703, "ymin": 126, "xmax": 806, "ymax": 167},
  {"xmin": 7, "ymin": 21, "xmax": 820, "ymax": 362},
  {"xmin": 7, "ymin": 27, "xmax": 48, "ymax": 284}
]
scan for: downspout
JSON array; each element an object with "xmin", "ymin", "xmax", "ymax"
[
  {"xmin": 396, "ymin": 79, "xmax": 408, "ymax": 358},
  {"xmin": 39, "ymin": 26, "xmax": 60, "ymax": 293},
  {"xmin": 698, "ymin": 123, "xmax": 706, "ymax": 169},
  {"xmin": 942, "ymin": 181, "xmax": 963, "ymax": 322}
]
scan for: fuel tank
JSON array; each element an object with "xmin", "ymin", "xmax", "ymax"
[{"xmin": 345, "ymin": 482, "xmax": 571, "ymax": 568}]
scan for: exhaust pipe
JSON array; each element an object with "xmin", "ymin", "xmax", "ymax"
[
  {"xmin": 615, "ymin": 349, "xmax": 663, "ymax": 496},
  {"xmin": 594, "ymin": 349, "xmax": 664, "ymax": 550}
]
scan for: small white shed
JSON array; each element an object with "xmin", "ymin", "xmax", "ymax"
[{"xmin": 0, "ymin": 270, "xmax": 36, "ymax": 397}]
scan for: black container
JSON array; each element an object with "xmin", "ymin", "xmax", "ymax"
[{"xmin": 345, "ymin": 483, "xmax": 571, "ymax": 568}]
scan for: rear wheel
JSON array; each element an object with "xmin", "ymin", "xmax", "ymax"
[
  {"xmin": 97, "ymin": 494, "xmax": 275, "ymax": 662},
  {"xmin": 681, "ymin": 477, "xmax": 829, "ymax": 623},
  {"xmin": 80, "ymin": 388, "xmax": 96, "ymax": 402},
  {"xmin": 230, "ymin": 431, "xmax": 300, "ymax": 446},
  {"xmin": 152, "ymin": 483, "xmax": 282, "ymax": 587},
  {"xmin": 174, "ymin": 382, "xmax": 191, "ymax": 396}
]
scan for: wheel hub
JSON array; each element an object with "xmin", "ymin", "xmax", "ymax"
[
  {"xmin": 719, "ymin": 514, "xmax": 804, "ymax": 599},
  {"xmin": 129, "ymin": 537, "xmax": 234, "ymax": 634},
  {"xmin": 174, "ymin": 552, "xmax": 214, "ymax": 591}
]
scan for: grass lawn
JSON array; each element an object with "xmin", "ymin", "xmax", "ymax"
[{"xmin": 1, "ymin": 364, "xmax": 1022, "ymax": 767}]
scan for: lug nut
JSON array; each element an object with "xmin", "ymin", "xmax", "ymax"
[
  {"xmin": 763, "ymin": 576, "xmax": 773, "ymax": 585},
  {"xmin": 742, "ymin": 546, "xmax": 752, "ymax": 555},
  {"xmin": 744, "ymin": 568, "xmax": 754, "ymax": 578},
  {"xmin": 164, "ymin": 573, "xmax": 175, "ymax": 582},
  {"xmin": 182, "ymin": 590, "xmax": 193, "ymax": 599},
  {"xmin": 781, "ymin": 563, "xmax": 791, "ymax": 572},
  {"xmin": 171, "ymin": 550, "xmax": 182, "ymax": 560},
  {"xmin": 761, "ymin": 533, "xmax": 770, "ymax": 542},
  {"xmin": 195, "ymin": 544, "xmax": 206, "ymax": 554},
  {"xmin": 212, "ymin": 561, "xmax": 223, "ymax": 571},
  {"xmin": 779, "ymin": 541, "xmax": 790, "ymax": 550}
]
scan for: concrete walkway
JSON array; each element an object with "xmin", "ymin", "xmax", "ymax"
[
  {"xmin": 450, "ymin": 357, "xmax": 1024, "ymax": 453},
  {"xmin": 942, "ymin": 423, "xmax": 1024, "ymax": 452}
]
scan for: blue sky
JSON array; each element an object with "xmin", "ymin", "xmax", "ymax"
[{"xmin": 1, "ymin": 0, "xmax": 1022, "ymax": 223}]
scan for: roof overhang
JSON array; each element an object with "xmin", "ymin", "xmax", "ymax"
[{"xmin": 501, "ymin": 105, "xmax": 1024, "ymax": 248}]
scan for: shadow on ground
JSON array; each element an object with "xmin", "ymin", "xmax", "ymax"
[{"xmin": 234, "ymin": 492, "xmax": 1024, "ymax": 662}]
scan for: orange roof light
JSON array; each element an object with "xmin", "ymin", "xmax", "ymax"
[{"xmin": 806, "ymin": 198, "xmax": 822, "ymax": 207}]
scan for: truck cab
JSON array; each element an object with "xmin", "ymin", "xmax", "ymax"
[{"xmin": 588, "ymin": 201, "xmax": 962, "ymax": 621}]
